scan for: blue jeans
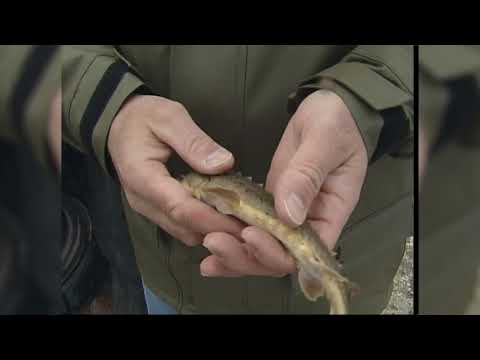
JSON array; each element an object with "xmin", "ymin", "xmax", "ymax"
[{"xmin": 142, "ymin": 283, "xmax": 177, "ymax": 315}]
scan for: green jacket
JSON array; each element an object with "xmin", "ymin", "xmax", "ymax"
[
  {"xmin": 63, "ymin": 45, "xmax": 413, "ymax": 314},
  {"xmin": 419, "ymin": 45, "xmax": 480, "ymax": 314},
  {"xmin": 0, "ymin": 45, "xmax": 63, "ymax": 313},
  {"xmin": 0, "ymin": 45, "xmax": 60, "ymax": 174}
]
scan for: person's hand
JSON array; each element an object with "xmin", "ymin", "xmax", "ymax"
[
  {"xmin": 201, "ymin": 90, "xmax": 368, "ymax": 277},
  {"xmin": 108, "ymin": 95, "xmax": 244, "ymax": 247}
]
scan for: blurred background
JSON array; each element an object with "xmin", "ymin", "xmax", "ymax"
[
  {"xmin": 419, "ymin": 45, "xmax": 480, "ymax": 314},
  {"xmin": 0, "ymin": 45, "xmax": 147, "ymax": 315}
]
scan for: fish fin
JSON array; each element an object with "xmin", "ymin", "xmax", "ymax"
[
  {"xmin": 322, "ymin": 266, "xmax": 360, "ymax": 299},
  {"xmin": 321, "ymin": 265, "xmax": 350, "ymax": 284},
  {"xmin": 202, "ymin": 188, "xmax": 240, "ymax": 215},
  {"xmin": 298, "ymin": 268, "xmax": 325, "ymax": 302}
]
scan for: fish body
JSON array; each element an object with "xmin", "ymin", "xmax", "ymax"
[{"xmin": 181, "ymin": 172, "xmax": 356, "ymax": 314}]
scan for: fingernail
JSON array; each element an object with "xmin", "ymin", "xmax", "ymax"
[
  {"xmin": 200, "ymin": 267, "xmax": 211, "ymax": 277},
  {"xmin": 204, "ymin": 148, "xmax": 232, "ymax": 168},
  {"xmin": 285, "ymin": 193, "xmax": 306, "ymax": 225},
  {"xmin": 241, "ymin": 228, "xmax": 253, "ymax": 241},
  {"xmin": 203, "ymin": 238, "xmax": 212, "ymax": 250}
]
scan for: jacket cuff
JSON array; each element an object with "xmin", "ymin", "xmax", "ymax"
[
  {"xmin": 66, "ymin": 56, "xmax": 146, "ymax": 174},
  {"xmin": 288, "ymin": 62, "xmax": 413, "ymax": 163}
]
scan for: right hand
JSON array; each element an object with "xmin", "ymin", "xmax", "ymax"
[{"xmin": 108, "ymin": 95, "xmax": 244, "ymax": 246}]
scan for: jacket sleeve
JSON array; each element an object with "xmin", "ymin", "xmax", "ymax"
[
  {"xmin": 419, "ymin": 45, "xmax": 480, "ymax": 150},
  {"xmin": 62, "ymin": 45, "xmax": 149, "ymax": 174},
  {"xmin": 287, "ymin": 45, "xmax": 413, "ymax": 163},
  {"xmin": 0, "ymin": 45, "xmax": 60, "ymax": 171}
]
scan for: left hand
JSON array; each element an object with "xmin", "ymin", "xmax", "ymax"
[{"xmin": 200, "ymin": 90, "xmax": 368, "ymax": 277}]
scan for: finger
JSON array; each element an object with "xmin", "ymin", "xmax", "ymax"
[
  {"xmin": 308, "ymin": 163, "xmax": 365, "ymax": 249},
  {"xmin": 150, "ymin": 102, "xmax": 234, "ymax": 174},
  {"xmin": 200, "ymin": 255, "xmax": 243, "ymax": 277},
  {"xmin": 202, "ymin": 232, "xmax": 281, "ymax": 276},
  {"xmin": 241, "ymin": 226, "xmax": 296, "ymax": 274},
  {"xmin": 273, "ymin": 129, "xmax": 345, "ymax": 228},
  {"xmin": 124, "ymin": 191, "xmax": 203, "ymax": 246},
  {"xmin": 307, "ymin": 192, "xmax": 349, "ymax": 250},
  {"xmin": 126, "ymin": 161, "xmax": 244, "ymax": 236},
  {"xmin": 265, "ymin": 121, "xmax": 298, "ymax": 193}
]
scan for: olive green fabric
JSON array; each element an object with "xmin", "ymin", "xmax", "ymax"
[
  {"xmin": 0, "ymin": 45, "xmax": 60, "ymax": 174},
  {"xmin": 63, "ymin": 45, "xmax": 413, "ymax": 314},
  {"xmin": 0, "ymin": 45, "xmax": 63, "ymax": 313},
  {"xmin": 419, "ymin": 45, "xmax": 480, "ymax": 315},
  {"xmin": 62, "ymin": 45, "xmax": 145, "ymax": 172},
  {"xmin": 419, "ymin": 45, "xmax": 480, "ymax": 147}
]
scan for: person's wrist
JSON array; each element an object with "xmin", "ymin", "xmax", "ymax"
[
  {"xmin": 302, "ymin": 89, "xmax": 367, "ymax": 156},
  {"xmin": 107, "ymin": 94, "xmax": 145, "ymax": 158}
]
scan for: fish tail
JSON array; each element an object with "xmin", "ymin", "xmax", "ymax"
[
  {"xmin": 298, "ymin": 267, "xmax": 325, "ymax": 302},
  {"xmin": 298, "ymin": 262, "xmax": 357, "ymax": 314},
  {"xmin": 325, "ymin": 268, "xmax": 360, "ymax": 302}
]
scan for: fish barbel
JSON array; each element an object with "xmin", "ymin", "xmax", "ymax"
[{"xmin": 181, "ymin": 172, "xmax": 357, "ymax": 314}]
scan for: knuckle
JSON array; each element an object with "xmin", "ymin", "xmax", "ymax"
[
  {"xmin": 185, "ymin": 132, "xmax": 211, "ymax": 157},
  {"xmin": 155, "ymin": 100, "xmax": 186, "ymax": 124},
  {"xmin": 182, "ymin": 237, "xmax": 198, "ymax": 247},
  {"xmin": 294, "ymin": 162, "xmax": 325, "ymax": 194},
  {"xmin": 167, "ymin": 101, "xmax": 187, "ymax": 120},
  {"xmin": 165, "ymin": 200, "xmax": 186, "ymax": 224},
  {"xmin": 163, "ymin": 99, "xmax": 186, "ymax": 115},
  {"xmin": 165, "ymin": 201, "xmax": 196, "ymax": 231},
  {"xmin": 168, "ymin": 100, "xmax": 186, "ymax": 113}
]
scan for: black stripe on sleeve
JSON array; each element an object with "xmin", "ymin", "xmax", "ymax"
[
  {"xmin": 10, "ymin": 45, "xmax": 58, "ymax": 140},
  {"xmin": 79, "ymin": 61, "xmax": 129, "ymax": 156},
  {"xmin": 370, "ymin": 107, "xmax": 411, "ymax": 163}
]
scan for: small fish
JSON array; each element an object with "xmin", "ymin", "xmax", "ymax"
[{"xmin": 181, "ymin": 172, "xmax": 357, "ymax": 314}]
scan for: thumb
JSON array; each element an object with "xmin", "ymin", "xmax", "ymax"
[
  {"xmin": 273, "ymin": 136, "xmax": 341, "ymax": 227},
  {"xmin": 155, "ymin": 103, "xmax": 234, "ymax": 174}
]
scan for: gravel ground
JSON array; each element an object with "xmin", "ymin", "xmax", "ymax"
[{"xmin": 382, "ymin": 236, "xmax": 414, "ymax": 315}]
